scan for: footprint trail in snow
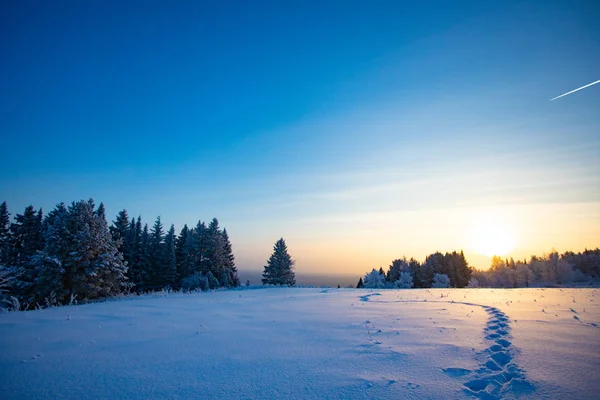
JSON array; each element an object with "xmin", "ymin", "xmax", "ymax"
[
  {"xmin": 359, "ymin": 294, "xmax": 536, "ymax": 398},
  {"xmin": 454, "ymin": 305, "xmax": 536, "ymax": 399}
]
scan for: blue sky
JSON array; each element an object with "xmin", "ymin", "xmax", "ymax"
[{"xmin": 1, "ymin": 1, "xmax": 599, "ymax": 273}]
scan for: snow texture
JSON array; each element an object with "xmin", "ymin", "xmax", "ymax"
[{"xmin": 1, "ymin": 288, "xmax": 599, "ymax": 399}]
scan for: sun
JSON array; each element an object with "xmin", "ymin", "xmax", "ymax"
[{"xmin": 468, "ymin": 214, "xmax": 517, "ymax": 257}]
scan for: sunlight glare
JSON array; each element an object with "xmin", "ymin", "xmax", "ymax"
[{"xmin": 469, "ymin": 213, "xmax": 517, "ymax": 257}]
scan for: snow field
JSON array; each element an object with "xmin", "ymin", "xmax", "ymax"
[{"xmin": 1, "ymin": 288, "xmax": 599, "ymax": 399}]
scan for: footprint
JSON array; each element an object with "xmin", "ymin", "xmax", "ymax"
[
  {"xmin": 402, "ymin": 382, "xmax": 421, "ymax": 390},
  {"xmin": 489, "ymin": 344, "xmax": 504, "ymax": 352},
  {"xmin": 485, "ymin": 360, "xmax": 502, "ymax": 371},
  {"xmin": 464, "ymin": 378, "xmax": 490, "ymax": 392},
  {"xmin": 443, "ymin": 367, "xmax": 472, "ymax": 377},
  {"xmin": 491, "ymin": 352, "xmax": 511, "ymax": 367}
]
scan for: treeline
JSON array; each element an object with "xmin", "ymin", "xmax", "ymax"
[
  {"xmin": 358, "ymin": 251, "xmax": 472, "ymax": 289},
  {"xmin": 0, "ymin": 200, "xmax": 239, "ymax": 310},
  {"xmin": 470, "ymin": 249, "xmax": 600, "ymax": 288}
]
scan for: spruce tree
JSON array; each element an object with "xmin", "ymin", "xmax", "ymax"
[
  {"xmin": 137, "ymin": 223, "xmax": 151, "ymax": 290},
  {"xmin": 206, "ymin": 218, "xmax": 223, "ymax": 278},
  {"xmin": 356, "ymin": 277, "xmax": 364, "ymax": 288},
  {"xmin": 161, "ymin": 224, "xmax": 177, "ymax": 288},
  {"xmin": 110, "ymin": 209, "xmax": 130, "ymax": 252},
  {"xmin": 175, "ymin": 224, "xmax": 190, "ymax": 282},
  {"xmin": 31, "ymin": 203, "xmax": 70, "ymax": 304},
  {"xmin": 0, "ymin": 201, "xmax": 10, "ymax": 265},
  {"xmin": 148, "ymin": 216, "xmax": 165, "ymax": 289},
  {"xmin": 9, "ymin": 205, "xmax": 43, "ymax": 268},
  {"xmin": 59, "ymin": 200, "xmax": 128, "ymax": 302},
  {"xmin": 262, "ymin": 238, "xmax": 295, "ymax": 286},
  {"xmin": 188, "ymin": 221, "xmax": 207, "ymax": 275},
  {"xmin": 221, "ymin": 229, "xmax": 239, "ymax": 287},
  {"xmin": 9, "ymin": 205, "xmax": 44, "ymax": 302}
]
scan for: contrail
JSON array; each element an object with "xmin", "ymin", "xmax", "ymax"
[{"xmin": 550, "ymin": 79, "xmax": 600, "ymax": 101}]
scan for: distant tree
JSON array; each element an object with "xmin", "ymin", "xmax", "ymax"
[
  {"xmin": 432, "ymin": 273, "xmax": 451, "ymax": 288},
  {"xmin": 396, "ymin": 271, "xmax": 414, "ymax": 289},
  {"xmin": 363, "ymin": 268, "xmax": 386, "ymax": 288},
  {"xmin": 387, "ymin": 258, "xmax": 407, "ymax": 283},
  {"xmin": 262, "ymin": 238, "xmax": 295, "ymax": 286},
  {"xmin": 516, "ymin": 264, "xmax": 533, "ymax": 287},
  {"xmin": 467, "ymin": 277, "xmax": 481, "ymax": 288},
  {"xmin": 356, "ymin": 277, "xmax": 364, "ymax": 288}
]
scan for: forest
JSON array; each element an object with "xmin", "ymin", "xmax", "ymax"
[
  {"xmin": 0, "ymin": 200, "xmax": 239, "ymax": 310},
  {"xmin": 359, "ymin": 249, "xmax": 600, "ymax": 289}
]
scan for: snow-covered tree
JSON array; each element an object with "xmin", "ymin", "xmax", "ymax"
[
  {"xmin": 9, "ymin": 205, "xmax": 44, "ymax": 302},
  {"xmin": 181, "ymin": 272, "xmax": 209, "ymax": 291},
  {"xmin": 0, "ymin": 201, "xmax": 10, "ymax": 266},
  {"xmin": 467, "ymin": 277, "xmax": 481, "ymax": 288},
  {"xmin": 516, "ymin": 264, "xmax": 534, "ymax": 287},
  {"xmin": 396, "ymin": 271, "xmax": 414, "ymax": 289},
  {"xmin": 161, "ymin": 224, "xmax": 177, "ymax": 288},
  {"xmin": 136, "ymin": 223, "xmax": 151, "ymax": 290},
  {"xmin": 221, "ymin": 229, "xmax": 239, "ymax": 287},
  {"xmin": 60, "ymin": 200, "xmax": 128, "ymax": 301},
  {"xmin": 205, "ymin": 270, "xmax": 220, "ymax": 289},
  {"xmin": 262, "ymin": 238, "xmax": 295, "ymax": 286},
  {"xmin": 110, "ymin": 209, "xmax": 130, "ymax": 252},
  {"xmin": 363, "ymin": 269, "xmax": 386, "ymax": 288},
  {"xmin": 147, "ymin": 216, "xmax": 165, "ymax": 290},
  {"xmin": 175, "ymin": 224, "xmax": 190, "ymax": 282},
  {"xmin": 432, "ymin": 273, "xmax": 451, "ymax": 288}
]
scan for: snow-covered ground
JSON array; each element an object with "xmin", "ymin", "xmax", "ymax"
[{"xmin": 1, "ymin": 288, "xmax": 599, "ymax": 399}]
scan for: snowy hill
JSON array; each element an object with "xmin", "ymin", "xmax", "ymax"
[{"xmin": 1, "ymin": 288, "xmax": 599, "ymax": 399}]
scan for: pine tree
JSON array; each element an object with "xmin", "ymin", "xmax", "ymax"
[
  {"xmin": 137, "ymin": 223, "xmax": 151, "ymax": 290},
  {"xmin": 148, "ymin": 216, "xmax": 165, "ymax": 289},
  {"xmin": 221, "ymin": 229, "xmax": 239, "ymax": 287},
  {"xmin": 161, "ymin": 224, "xmax": 177, "ymax": 288},
  {"xmin": 9, "ymin": 205, "xmax": 43, "ymax": 268},
  {"xmin": 96, "ymin": 202, "xmax": 106, "ymax": 220},
  {"xmin": 9, "ymin": 205, "xmax": 44, "ymax": 302},
  {"xmin": 262, "ymin": 238, "xmax": 295, "ymax": 286},
  {"xmin": 31, "ymin": 203, "xmax": 70, "ymax": 304},
  {"xmin": 175, "ymin": 224, "xmax": 190, "ymax": 283},
  {"xmin": 110, "ymin": 209, "xmax": 130, "ymax": 252},
  {"xmin": 0, "ymin": 201, "xmax": 10, "ymax": 266},
  {"xmin": 59, "ymin": 199, "xmax": 128, "ymax": 302},
  {"xmin": 206, "ymin": 218, "xmax": 223, "ymax": 279},
  {"xmin": 356, "ymin": 277, "xmax": 364, "ymax": 288},
  {"xmin": 188, "ymin": 221, "xmax": 207, "ymax": 275},
  {"xmin": 363, "ymin": 269, "xmax": 386, "ymax": 288}
]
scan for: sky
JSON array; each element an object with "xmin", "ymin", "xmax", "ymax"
[{"xmin": 1, "ymin": 0, "xmax": 599, "ymax": 276}]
